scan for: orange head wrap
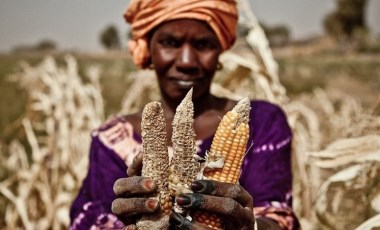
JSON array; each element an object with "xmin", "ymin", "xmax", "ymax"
[{"xmin": 124, "ymin": 0, "xmax": 238, "ymax": 68}]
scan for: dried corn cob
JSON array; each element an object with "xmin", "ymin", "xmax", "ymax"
[
  {"xmin": 137, "ymin": 101, "xmax": 172, "ymax": 230},
  {"xmin": 194, "ymin": 97, "xmax": 251, "ymax": 229},
  {"xmin": 169, "ymin": 88, "xmax": 201, "ymax": 212}
]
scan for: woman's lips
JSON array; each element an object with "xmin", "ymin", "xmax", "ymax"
[
  {"xmin": 176, "ymin": 80, "xmax": 195, "ymax": 87},
  {"xmin": 170, "ymin": 78, "xmax": 198, "ymax": 89}
]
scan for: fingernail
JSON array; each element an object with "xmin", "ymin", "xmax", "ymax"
[
  {"xmin": 143, "ymin": 179, "xmax": 156, "ymax": 190},
  {"xmin": 191, "ymin": 180, "xmax": 204, "ymax": 192},
  {"xmin": 137, "ymin": 151, "xmax": 143, "ymax": 159},
  {"xmin": 176, "ymin": 194, "xmax": 191, "ymax": 207},
  {"xmin": 171, "ymin": 212, "xmax": 184, "ymax": 223},
  {"xmin": 146, "ymin": 199, "xmax": 158, "ymax": 210},
  {"xmin": 170, "ymin": 212, "xmax": 190, "ymax": 228},
  {"xmin": 193, "ymin": 180, "xmax": 214, "ymax": 195}
]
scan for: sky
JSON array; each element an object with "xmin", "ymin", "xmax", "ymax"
[{"xmin": 0, "ymin": 0, "xmax": 379, "ymax": 53}]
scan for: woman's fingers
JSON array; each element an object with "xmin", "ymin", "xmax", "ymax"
[
  {"xmin": 191, "ymin": 180, "xmax": 253, "ymax": 209},
  {"xmin": 112, "ymin": 175, "xmax": 159, "ymax": 225},
  {"xmin": 127, "ymin": 151, "xmax": 143, "ymax": 176},
  {"xmin": 184, "ymin": 180, "xmax": 255, "ymax": 228},
  {"xmin": 176, "ymin": 193, "xmax": 255, "ymax": 228},
  {"xmin": 112, "ymin": 197, "xmax": 159, "ymax": 216},
  {"xmin": 170, "ymin": 212, "xmax": 213, "ymax": 230},
  {"xmin": 113, "ymin": 176, "xmax": 156, "ymax": 197}
]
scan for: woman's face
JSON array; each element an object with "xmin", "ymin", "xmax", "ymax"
[{"xmin": 149, "ymin": 19, "xmax": 222, "ymax": 103}]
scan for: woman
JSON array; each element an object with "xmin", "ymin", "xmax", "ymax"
[{"xmin": 70, "ymin": 0, "xmax": 299, "ymax": 229}]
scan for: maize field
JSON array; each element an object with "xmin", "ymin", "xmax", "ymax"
[{"xmin": 0, "ymin": 0, "xmax": 380, "ymax": 229}]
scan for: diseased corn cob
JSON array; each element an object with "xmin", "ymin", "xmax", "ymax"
[
  {"xmin": 169, "ymin": 88, "xmax": 201, "ymax": 213},
  {"xmin": 136, "ymin": 94, "xmax": 251, "ymax": 229},
  {"xmin": 136, "ymin": 101, "xmax": 172, "ymax": 230},
  {"xmin": 194, "ymin": 97, "xmax": 251, "ymax": 229}
]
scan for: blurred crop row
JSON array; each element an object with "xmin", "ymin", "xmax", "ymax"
[{"xmin": 0, "ymin": 4, "xmax": 380, "ymax": 229}]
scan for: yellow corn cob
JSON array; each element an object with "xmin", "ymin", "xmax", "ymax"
[
  {"xmin": 194, "ymin": 97, "xmax": 251, "ymax": 229},
  {"xmin": 137, "ymin": 101, "xmax": 172, "ymax": 230},
  {"xmin": 169, "ymin": 88, "xmax": 201, "ymax": 212}
]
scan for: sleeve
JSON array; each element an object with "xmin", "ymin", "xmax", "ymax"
[
  {"xmin": 239, "ymin": 101, "xmax": 300, "ymax": 230},
  {"xmin": 69, "ymin": 136, "xmax": 127, "ymax": 229}
]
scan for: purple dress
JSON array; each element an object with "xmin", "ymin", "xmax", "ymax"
[{"xmin": 70, "ymin": 100, "xmax": 299, "ymax": 229}]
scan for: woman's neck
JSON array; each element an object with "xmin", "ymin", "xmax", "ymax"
[{"xmin": 160, "ymin": 91, "xmax": 222, "ymax": 119}]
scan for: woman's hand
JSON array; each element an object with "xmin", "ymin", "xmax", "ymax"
[
  {"xmin": 112, "ymin": 152, "xmax": 256, "ymax": 229},
  {"xmin": 111, "ymin": 152, "xmax": 160, "ymax": 229},
  {"xmin": 126, "ymin": 150, "xmax": 143, "ymax": 177},
  {"xmin": 170, "ymin": 180, "xmax": 255, "ymax": 230}
]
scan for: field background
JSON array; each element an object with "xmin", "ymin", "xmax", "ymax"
[
  {"xmin": 1, "ymin": 41, "xmax": 379, "ymax": 141},
  {"xmin": 0, "ymin": 27, "xmax": 380, "ymax": 230}
]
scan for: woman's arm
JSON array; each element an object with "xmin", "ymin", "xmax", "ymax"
[
  {"xmin": 69, "ymin": 136, "xmax": 128, "ymax": 229},
  {"xmin": 240, "ymin": 101, "xmax": 300, "ymax": 230}
]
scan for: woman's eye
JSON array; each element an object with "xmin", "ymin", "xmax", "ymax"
[
  {"xmin": 195, "ymin": 40, "xmax": 216, "ymax": 50},
  {"xmin": 160, "ymin": 38, "xmax": 179, "ymax": 47}
]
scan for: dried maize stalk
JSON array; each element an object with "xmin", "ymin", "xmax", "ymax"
[
  {"xmin": 193, "ymin": 97, "xmax": 251, "ymax": 229},
  {"xmin": 169, "ymin": 88, "xmax": 201, "ymax": 212},
  {"xmin": 137, "ymin": 102, "xmax": 172, "ymax": 230}
]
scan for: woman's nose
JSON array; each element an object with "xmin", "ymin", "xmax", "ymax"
[{"xmin": 176, "ymin": 44, "xmax": 198, "ymax": 71}]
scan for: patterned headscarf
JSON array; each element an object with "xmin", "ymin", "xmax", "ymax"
[{"xmin": 124, "ymin": 0, "xmax": 238, "ymax": 68}]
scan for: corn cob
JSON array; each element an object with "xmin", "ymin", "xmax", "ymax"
[
  {"xmin": 137, "ymin": 101, "xmax": 172, "ymax": 230},
  {"xmin": 169, "ymin": 88, "xmax": 201, "ymax": 213},
  {"xmin": 194, "ymin": 97, "xmax": 251, "ymax": 229}
]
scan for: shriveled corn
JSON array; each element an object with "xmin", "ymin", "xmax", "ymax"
[
  {"xmin": 137, "ymin": 102, "xmax": 172, "ymax": 230},
  {"xmin": 136, "ymin": 94, "xmax": 251, "ymax": 229},
  {"xmin": 169, "ymin": 88, "xmax": 201, "ymax": 212},
  {"xmin": 194, "ymin": 97, "xmax": 251, "ymax": 229}
]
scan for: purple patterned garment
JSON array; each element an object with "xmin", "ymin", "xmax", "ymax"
[{"xmin": 70, "ymin": 100, "xmax": 299, "ymax": 230}]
